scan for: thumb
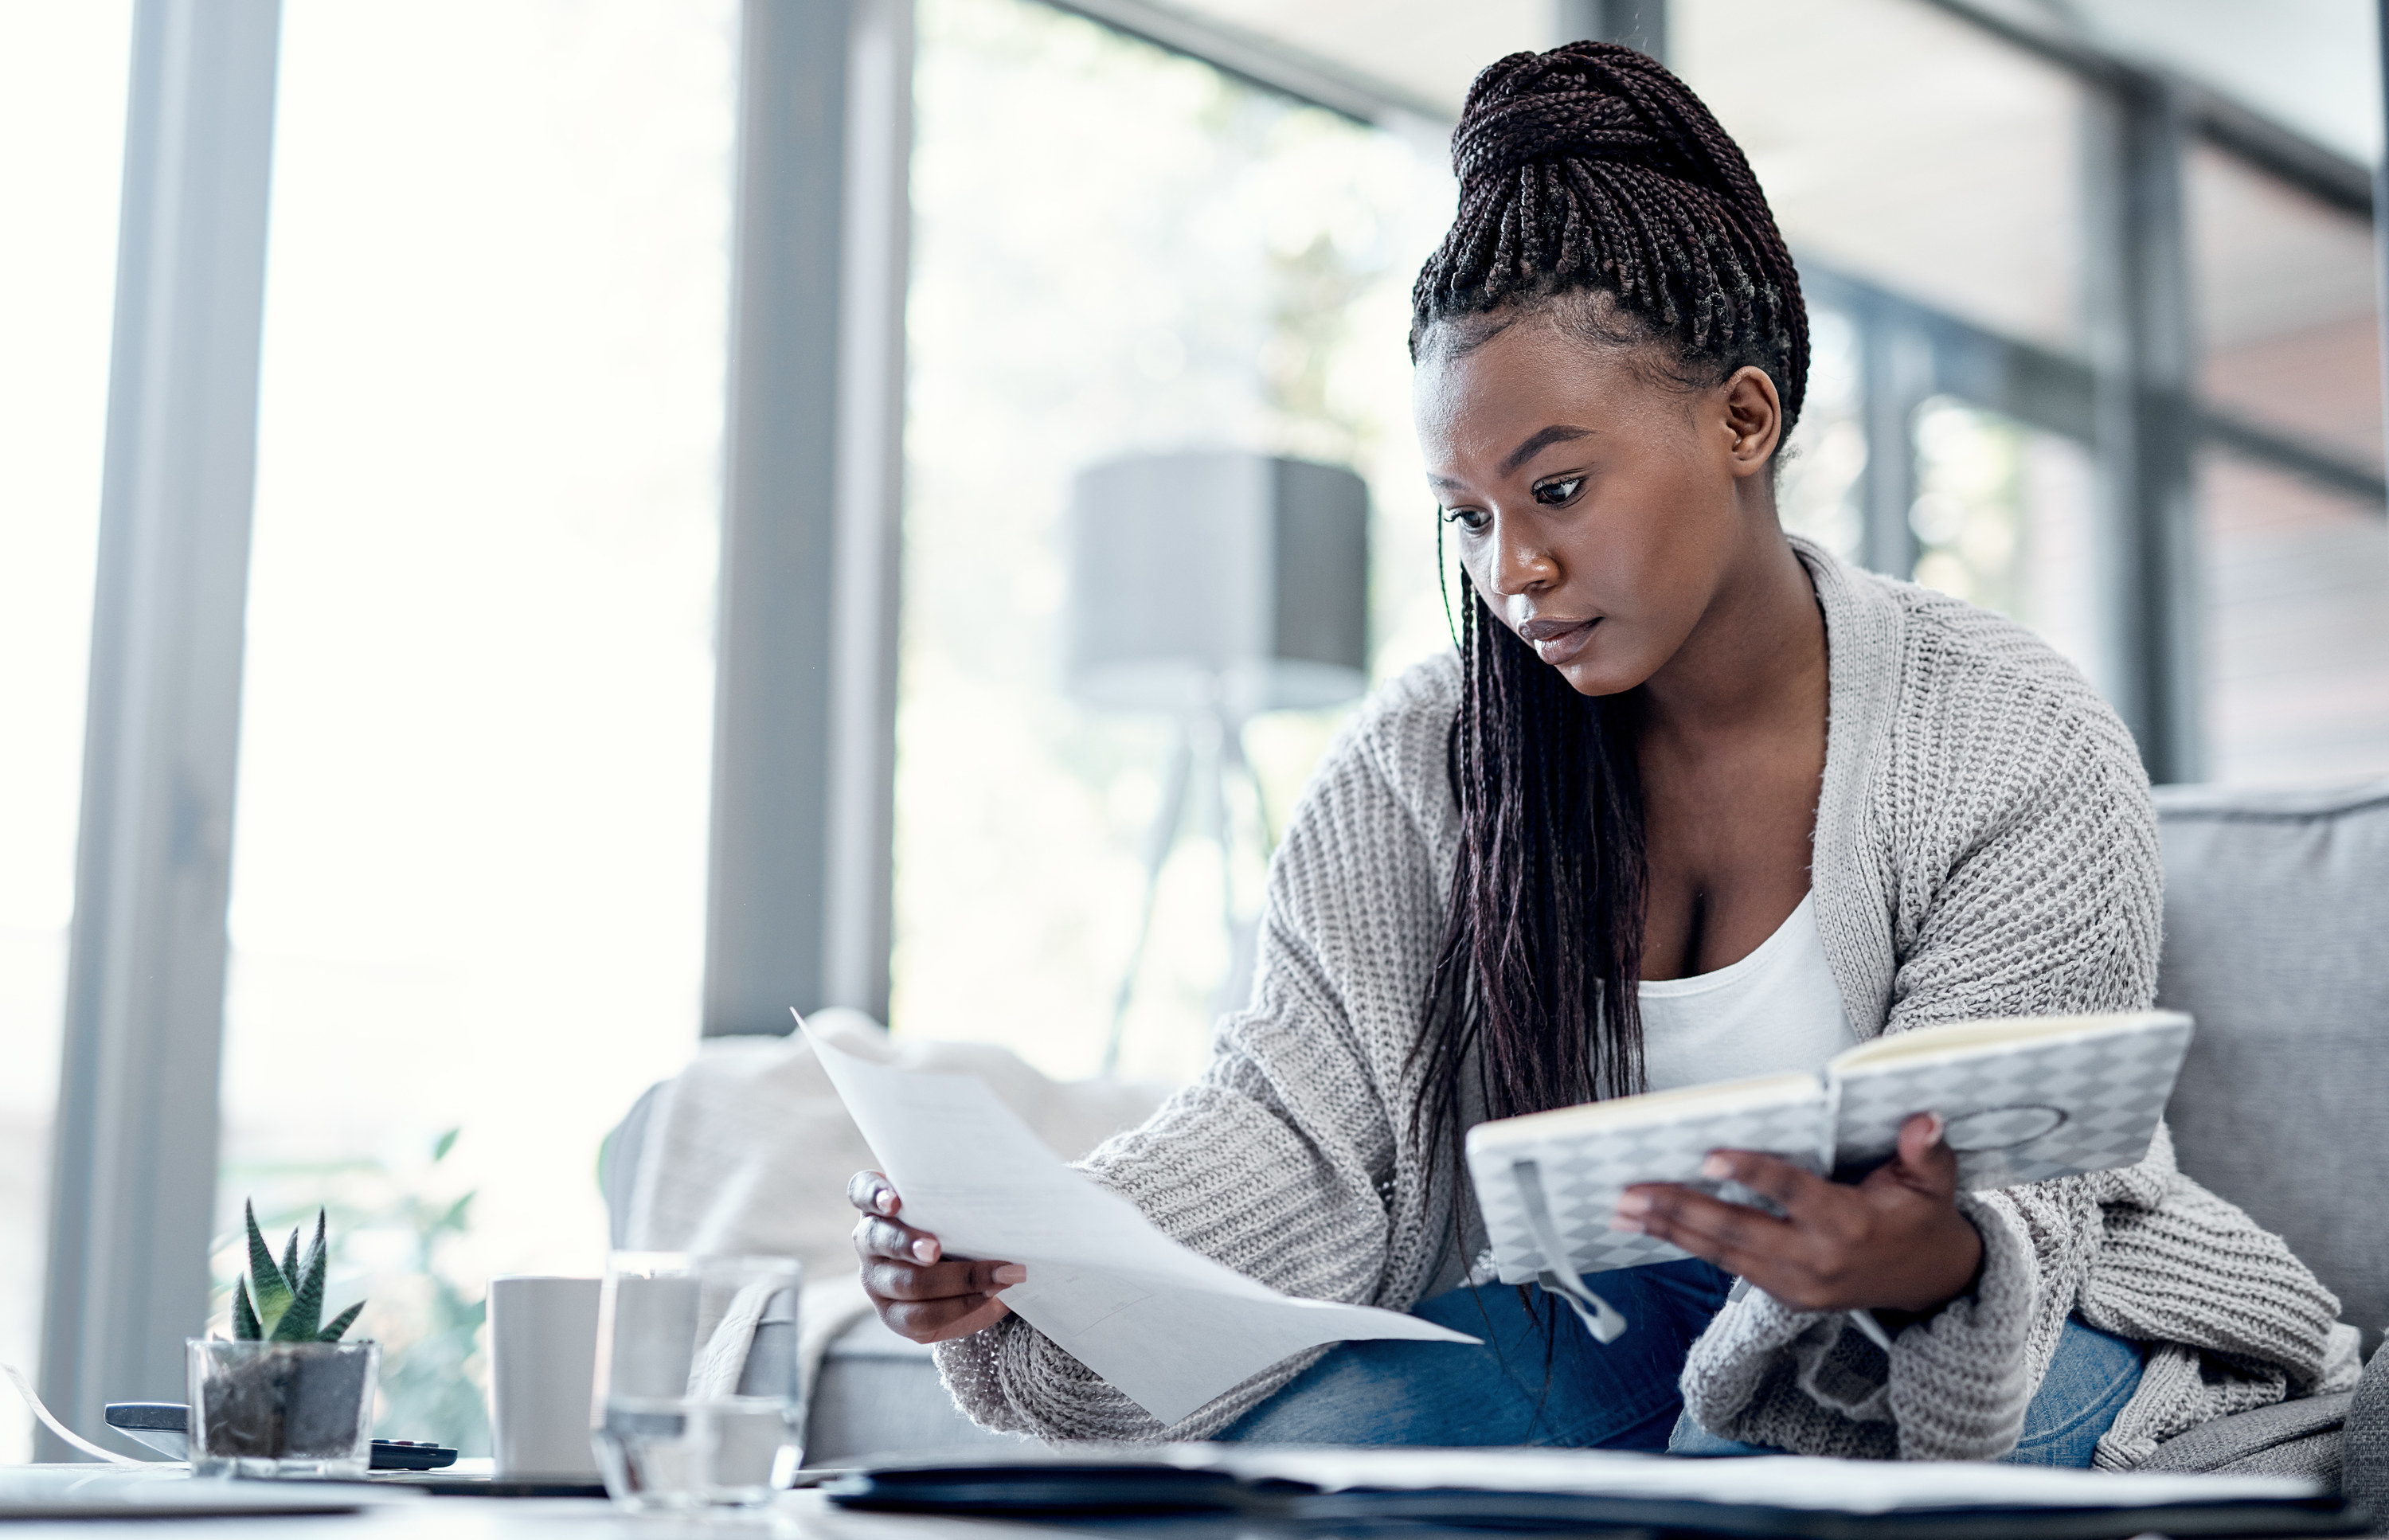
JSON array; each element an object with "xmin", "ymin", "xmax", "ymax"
[{"xmin": 1890, "ymin": 1112, "xmax": 1958, "ymax": 1195}]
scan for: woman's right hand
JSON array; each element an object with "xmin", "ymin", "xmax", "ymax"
[{"xmin": 847, "ymin": 1170, "xmax": 1025, "ymax": 1343}]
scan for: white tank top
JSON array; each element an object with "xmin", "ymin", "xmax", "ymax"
[{"xmin": 1636, "ymin": 891, "xmax": 1859, "ymax": 1092}]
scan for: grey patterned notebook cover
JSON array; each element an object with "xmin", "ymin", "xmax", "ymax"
[{"xmin": 1467, "ymin": 1010, "xmax": 2193, "ymax": 1284}]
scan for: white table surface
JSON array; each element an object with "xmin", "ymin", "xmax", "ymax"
[{"xmin": 1, "ymin": 1487, "xmax": 1040, "ymax": 1538}]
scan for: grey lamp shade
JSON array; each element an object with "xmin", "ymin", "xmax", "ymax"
[{"xmin": 1065, "ymin": 451, "xmax": 1370, "ymax": 717}]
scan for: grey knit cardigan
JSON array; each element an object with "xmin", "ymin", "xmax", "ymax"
[{"xmin": 934, "ymin": 537, "xmax": 2360, "ymax": 1464}]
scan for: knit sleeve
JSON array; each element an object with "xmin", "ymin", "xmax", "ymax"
[
  {"xmin": 1685, "ymin": 646, "xmax": 2346, "ymax": 1460},
  {"xmin": 929, "ymin": 695, "xmax": 1449, "ymax": 1440}
]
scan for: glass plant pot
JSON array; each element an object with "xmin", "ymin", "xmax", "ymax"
[{"xmin": 187, "ymin": 1338, "xmax": 380, "ymax": 1479}]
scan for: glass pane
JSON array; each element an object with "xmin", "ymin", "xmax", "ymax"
[
  {"xmin": 2201, "ymin": 449, "xmax": 2389, "ymax": 784},
  {"xmin": 1679, "ymin": 0, "xmax": 2088, "ymax": 355},
  {"xmin": 221, "ymin": 0, "xmax": 733, "ymax": 1452},
  {"xmin": 899, "ymin": 0, "xmax": 1451, "ymax": 1081},
  {"xmin": 0, "ymin": 1, "xmax": 131, "ymax": 1463},
  {"xmin": 1909, "ymin": 397, "xmax": 2105, "ymax": 688},
  {"xmin": 2061, "ymin": 2, "xmax": 2379, "ymax": 168},
  {"xmin": 1155, "ymin": 0, "xmax": 1546, "ymax": 118},
  {"xmin": 2188, "ymin": 142, "xmax": 2383, "ymax": 479},
  {"xmin": 1777, "ymin": 305, "xmax": 1867, "ymax": 565}
]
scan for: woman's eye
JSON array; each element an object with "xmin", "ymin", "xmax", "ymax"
[
  {"xmin": 1531, "ymin": 476, "xmax": 1583, "ymax": 507},
  {"xmin": 1441, "ymin": 506, "xmax": 1490, "ymax": 533}
]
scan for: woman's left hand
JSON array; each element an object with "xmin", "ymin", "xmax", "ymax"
[{"xmin": 1617, "ymin": 1111, "xmax": 1984, "ymax": 1315}]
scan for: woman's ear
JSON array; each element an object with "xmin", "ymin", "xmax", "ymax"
[{"xmin": 1720, "ymin": 365, "xmax": 1783, "ymax": 479}]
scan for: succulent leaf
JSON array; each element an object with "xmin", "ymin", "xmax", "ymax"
[
  {"xmin": 272, "ymin": 1211, "xmax": 330, "ymax": 1343},
  {"xmin": 229, "ymin": 1197, "xmax": 366, "ymax": 1349},
  {"xmin": 232, "ymin": 1276, "xmax": 263, "ymax": 1341},
  {"xmin": 243, "ymin": 1201, "xmax": 293, "ymax": 1327}
]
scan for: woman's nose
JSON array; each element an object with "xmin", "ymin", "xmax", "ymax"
[{"xmin": 1486, "ymin": 525, "xmax": 1555, "ymax": 596}]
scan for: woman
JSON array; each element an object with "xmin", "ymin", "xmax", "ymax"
[{"xmin": 847, "ymin": 43, "xmax": 2356, "ymax": 1464}]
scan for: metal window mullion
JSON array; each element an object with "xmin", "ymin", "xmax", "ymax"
[
  {"xmin": 821, "ymin": 0, "xmax": 912, "ymax": 1022},
  {"xmin": 703, "ymin": 0, "xmax": 912, "ymax": 1036},
  {"xmin": 1553, "ymin": 0, "xmax": 1668, "ymax": 62},
  {"xmin": 2084, "ymin": 76, "xmax": 2199, "ymax": 784},
  {"xmin": 1859, "ymin": 300, "xmax": 1930, "ymax": 580},
  {"xmin": 2374, "ymin": 0, "xmax": 2389, "ymax": 469},
  {"xmin": 41, "ymin": 0, "xmax": 282, "ymax": 1456}
]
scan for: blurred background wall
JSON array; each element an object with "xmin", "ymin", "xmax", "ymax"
[{"xmin": 1, "ymin": 0, "xmax": 2381, "ymax": 1459}]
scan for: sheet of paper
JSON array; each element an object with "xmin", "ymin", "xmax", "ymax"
[
  {"xmin": 1194, "ymin": 1444, "xmax": 2324, "ymax": 1513},
  {"xmin": 804, "ymin": 1025, "xmax": 1476, "ymax": 1425}
]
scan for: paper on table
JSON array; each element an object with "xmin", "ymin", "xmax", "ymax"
[
  {"xmin": 1195, "ymin": 1444, "xmax": 2327, "ymax": 1513},
  {"xmin": 803, "ymin": 1023, "xmax": 1476, "ymax": 1425}
]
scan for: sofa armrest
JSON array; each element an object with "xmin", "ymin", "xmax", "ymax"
[
  {"xmin": 2347, "ymin": 1343, "xmax": 2389, "ymax": 1530},
  {"xmin": 600, "ymin": 1081, "xmax": 667, "ymax": 1249},
  {"xmin": 2139, "ymin": 1392, "xmax": 2352, "ymax": 1476}
]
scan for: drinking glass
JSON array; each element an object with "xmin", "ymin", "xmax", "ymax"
[{"xmin": 590, "ymin": 1253, "xmax": 804, "ymax": 1510}]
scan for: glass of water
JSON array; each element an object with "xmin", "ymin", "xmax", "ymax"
[{"xmin": 591, "ymin": 1252, "xmax": 805, "ymax": 1511}]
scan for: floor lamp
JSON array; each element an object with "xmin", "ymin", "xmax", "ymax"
[{"xmin": 1064, "ymin": 451, "xmax": 1370, "ymax": 1073}]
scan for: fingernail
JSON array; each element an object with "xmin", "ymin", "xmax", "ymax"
[
  {"xmin": 991, "ymin": 1264, "xmax": 1026, "ymax": 1285},
  {"xmin": 912, "ymin": 1237, "xmax": 938, "ymax": 1263},
  {"xmin": 1700, "ymin": 1155, "xmax": 1732, "ymax": 1180},
  {"xmin": 875, "ymin": 1189, "xmax": 897, "ymax": 1214},
  {"xmin": 1615, "ymin": 1193, "xmax": 1652, "ymax": 1217},
  {"xmin": 1925, "ymin": 1112, "xmax": 1945, "ymax": 1147},
  {"xmin": 1609, "ymin": 1215, "xmax": 1645, "ymax": 1233}
]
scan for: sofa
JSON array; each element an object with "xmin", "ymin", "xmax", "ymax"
[{"xmin": 605, "ymin": 778, "xmax": 2389, "ymax": 1513}]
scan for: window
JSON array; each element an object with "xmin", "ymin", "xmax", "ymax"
[
  {"xmin": 218, "ymin": 0, "xmax": 734, "ymax": 1448},
  {"xmin": 0, "ymin": 1, "xmax": 132, "ymax": 1463},
  {"xmin": 1679, "ymin": 0, "xmax": 2107, "ymax": 690},
  {"xmin": 2199, "ymin": 451, "xmax": 2389, "ymax": 784},
  {"xmin": 1909, "ymin": 399, "xmax": 2102, "ymax": 680},
  {"xmin": 1144, "ymin": 0, "xmax": 1546, "ymax": 116},
  {"xmin": 896, "ymin": 0, "xmax": 1453, "ymax": 1080},
  {"xmin": 1679, "ymin": 0, "xmax": 2090, "ymax": 356},
  {"xmin": 2188, "ymin": 141, "xmax": 2389, "ymax": 782},
  {"xmin": 2188, "ymin": 143, "xmax": 2382, "ymax": 479},
  {"xmin": 1776, "ymin": 304, "xmax": 1867, "ymax": 562}
]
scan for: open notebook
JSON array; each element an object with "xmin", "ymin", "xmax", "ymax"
[{"xmin": 1465, "ymin": 1010, "xmax": 2193, "ymax": 1339}]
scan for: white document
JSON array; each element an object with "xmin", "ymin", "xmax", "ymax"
[
  {"xmin": 804, "ymin": 1024, "xmax": 1476, "ymax": 1425},
  {"xmin": 1202, "ymin": 1444, "xmax": 2324, "ymax": 1513}
]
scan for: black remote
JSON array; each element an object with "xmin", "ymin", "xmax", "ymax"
[{"xmin": 369, "ymin": 1438, "xmax": 459, "ymax": 1472}]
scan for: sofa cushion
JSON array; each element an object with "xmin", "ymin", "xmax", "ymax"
[
  {"xmin": 2154, "ymin": 780, "xmax": 2389, "ymax": 1354},
  {"xmin": 2347, "ymin": 1345, "xmax": 2389, "ymax": 1530}
]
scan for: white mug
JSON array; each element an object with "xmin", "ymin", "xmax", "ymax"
[{"xmin": 487, "ymin": 1275, "xmax": 603, "ymax": 1479}]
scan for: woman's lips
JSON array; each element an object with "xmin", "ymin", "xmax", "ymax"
[{"xmin": 1521, "ymin": 616, "xmax": 1597, "ymax": 665}]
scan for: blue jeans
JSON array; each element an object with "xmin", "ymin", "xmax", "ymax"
[{"xmin": 1218, "ymin": 1261, "xmax": 2143, "ymax": 1467}]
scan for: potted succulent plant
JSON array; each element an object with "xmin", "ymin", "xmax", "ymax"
[{"xmin": 188, "ymin": 1202, "xmax": 377, "ymax": 1478}]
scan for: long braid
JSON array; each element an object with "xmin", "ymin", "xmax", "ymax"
[{"xmin": 1409, "ymin": 44, "xmax": 1800, "ymax": 1178}]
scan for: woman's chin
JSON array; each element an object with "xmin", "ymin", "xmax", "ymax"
[{"xmin": 1551, "ymin": 655, "xmax": 1643, "ymax": 698}]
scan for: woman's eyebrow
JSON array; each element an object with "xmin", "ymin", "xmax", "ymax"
[{"xmin": 1500, "ymin": 424, "xmax": 1593, "ymax": 476}]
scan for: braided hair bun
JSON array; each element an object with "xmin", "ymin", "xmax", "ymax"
[{"xmin": 1412, "ymin": 41, "xmax": 1808, "ymax": 432}]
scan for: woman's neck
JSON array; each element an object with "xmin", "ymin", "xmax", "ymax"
[{"xmin": 1636, "ymin": 520, "xmax": 1826, "ymax": 742}]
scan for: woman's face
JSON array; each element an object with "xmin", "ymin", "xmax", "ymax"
[{"xmin": 1413, "ymin": 309, "xmax": 1781, "ymax": 698}]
